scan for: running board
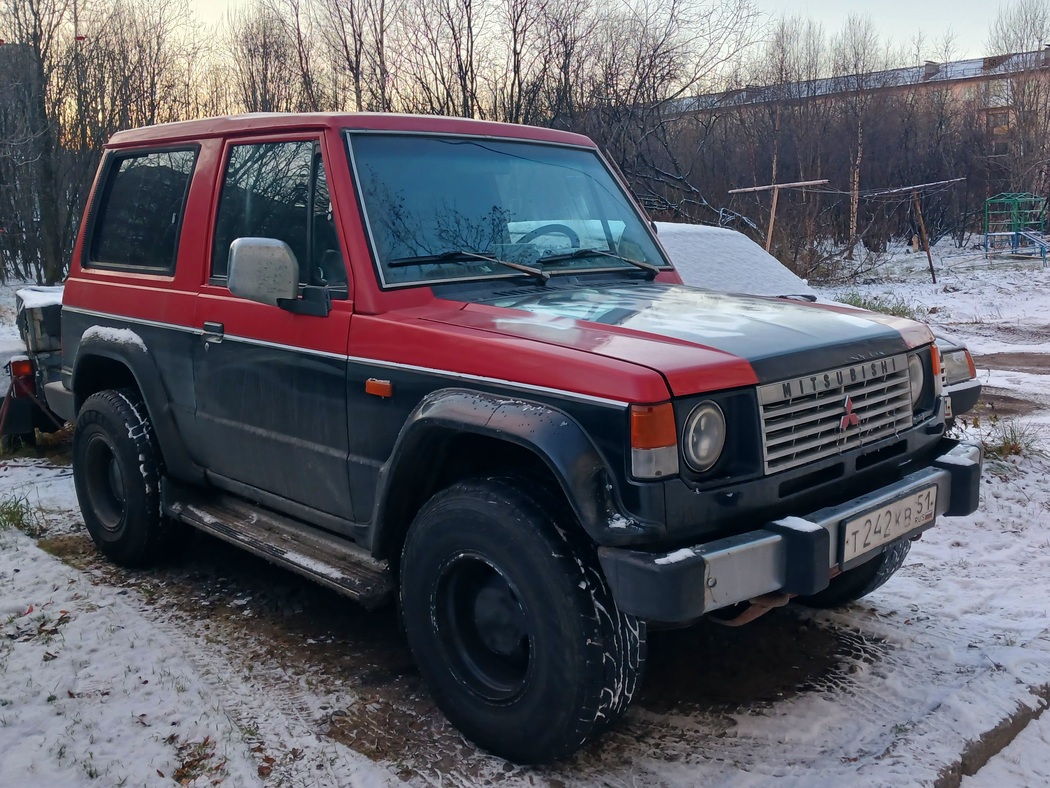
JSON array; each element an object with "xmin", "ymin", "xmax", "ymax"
[{"xmin": 163, "ymin": 484, "xmax": 393, "ymax": 608}]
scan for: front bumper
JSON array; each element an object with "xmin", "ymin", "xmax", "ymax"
[
  {"xmin": 599, "ymin": 440, "xmax": 982, "ymax": 623},
  {"xmin": 945, "ymin": 377, "xmax": 982, "ymax": 423}
]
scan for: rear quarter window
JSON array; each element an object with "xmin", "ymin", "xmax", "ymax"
[{"xmin": 86, "ymin": 148, "xmax": 198, "ymax": 272}]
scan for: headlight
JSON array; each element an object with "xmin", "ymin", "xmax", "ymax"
[
  {"xmin": 683, "ymin": 401, "xmax": 726, "ymax": 472},
  {"xmin": 908, "ymin": 354, "xmax": 925, "ymax": 406},
  {"xmin": 942, "ymin": 348, "xmax": 976, "ymax": 386}
]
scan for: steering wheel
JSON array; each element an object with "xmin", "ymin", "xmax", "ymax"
[{"xmin": 516, "ymin": 223, "xmax": 580, "ymax": 248}]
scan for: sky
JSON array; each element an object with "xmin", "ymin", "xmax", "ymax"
[
  {"xmin": 193, "ymin": 0, "xmax": 1001, "ymax": 60},
  {"xmin": 756, "ymin": 0, "xmax": 998, "ymax": 59}
]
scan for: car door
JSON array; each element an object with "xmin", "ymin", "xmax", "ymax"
[{"xmin": 192, "ymin": 135, "xmax": 355, "ymax": 522}]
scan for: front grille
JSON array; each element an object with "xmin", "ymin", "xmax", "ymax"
[{"xmin": 757, "ymin": 354, "xmax": 914, "ymax": 474}]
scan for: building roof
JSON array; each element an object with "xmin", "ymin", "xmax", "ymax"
[{"xmin": 677, "ymin": 49, "xmax": 1050, "ymax": 113}]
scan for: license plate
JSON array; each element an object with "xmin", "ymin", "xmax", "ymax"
[{"xmin": 840, "ymin": 486, "xmax": 937, "ymax": 565}]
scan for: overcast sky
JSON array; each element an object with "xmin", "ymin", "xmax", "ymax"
[{"xmin": 193, "ymin": 0, "xmax": 1002, "ymax": 61}]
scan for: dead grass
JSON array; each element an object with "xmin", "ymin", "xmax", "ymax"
[
  {"xmin": 965, "ymin": 414, "xmax": 1044, "ymax": 460},
  {"xmin": 163, "ymin": 734, "xmax": 227, "ymax": 784}
]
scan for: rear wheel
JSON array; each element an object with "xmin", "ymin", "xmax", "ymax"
[
  {"xmin": 399, "ymin": 478, "xmax": 645, "ymax": 763},
  {"xmin": 73, "ymin": 388, "xmax": 182, "ymax": 567},
  {"xmin": 795, "ymin": 539, "xmax": 912, "ymax": 609}
]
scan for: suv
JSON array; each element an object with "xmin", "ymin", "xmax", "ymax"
[{"xmin": 44, "ymin": 114, "xmax": 982, "ymax": 764}]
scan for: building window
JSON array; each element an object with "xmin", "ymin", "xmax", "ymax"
[{"xmin": 986, "ymin": 110, "xmax": 1011, "ymax": 135}]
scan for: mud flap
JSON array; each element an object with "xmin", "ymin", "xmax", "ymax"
[{"xmin": 0, "ymin": 395, "xmax": 36, "ymax": 437}]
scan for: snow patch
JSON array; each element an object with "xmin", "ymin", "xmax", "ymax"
[
  {"xmin": 15, "ymin": 285, "xmax": 63, "ymax": 309},
  {"xmin": 82, "ymin": 325, "xmax": 147, "ymax": 352},
  {"xmin": 936, "ymin": 453, "xmax": 980, "ymax": 467},
  {"xmin": 281, "ymin": 549, "xmax": 348, "ymax": 582},
  {"xmin": 654, "ymin": 548, "xmax": 696, "ymax": 565},
  {"xmin": 773, "ymin": 516, "xmax": 825, "ymax": 533}
]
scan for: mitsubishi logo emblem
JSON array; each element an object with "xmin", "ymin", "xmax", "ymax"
[{"xmin": 840, "ymin": 395, "xmax": 860, "ymax": 431}]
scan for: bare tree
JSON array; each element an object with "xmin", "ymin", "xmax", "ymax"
[
  {"xmin": 225, "ymin": 3, "xmax": 302, "ymax": 113},
  {"xmin": 986, "ymin": 0, "xmax": 1050, "ymax": 195},
  {"xmin": 0, "ymin": 0, "xmax": 71, "ymax": 283},
  {"xmin": 578, "ymin": 0, "xmax": 764, "ymax": 223},
  {"xmin": 399, "ymin": 0, "xmax": 490, "ymax": 117},
  {"xmin": 831, "ymin": 15, "xmax": 889, "ymax": 254},
  {"xmin": 317, "ymin": 0, "xmax": 367, "ymax": 111},
  {"xmin": 488, "ymin": 0, "xmax": 547, "ymax": 124}
]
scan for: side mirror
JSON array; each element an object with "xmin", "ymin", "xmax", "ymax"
[{"xmin": 228, "ymin": 238, "xmax": 299, "ymax": 307}]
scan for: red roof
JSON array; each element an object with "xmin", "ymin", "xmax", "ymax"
[{"xmin": 106, "ymin": 112, "xmax": 594, "ymax": 148}]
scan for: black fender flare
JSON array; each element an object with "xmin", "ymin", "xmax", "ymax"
[
  {"xmin": 371, "ymin": 389, "xmax": 660, "ymax": 557},
  {"xmin": 71, "ymin": 332, "xmax": 202, "ymax": 483}
]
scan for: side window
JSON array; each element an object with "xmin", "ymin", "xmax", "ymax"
[
  {"xmin": 211, "ymin": 141, "xmax": 346, "ymax": 289},
  {"xmin": 88, "ymin": 149, "xmax": 197, "ymax": 271}
]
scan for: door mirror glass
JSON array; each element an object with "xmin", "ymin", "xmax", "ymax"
[{"xmin": 227, "ymin": 237, "xmax": 299, "ymax": 306}]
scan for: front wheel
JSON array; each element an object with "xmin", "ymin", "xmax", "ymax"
[
  {"xmin": 399, "ymin": 478, "xmax": 645, "ymax": 764},
  {"xmin": 73, "ymin": 388, "xmax": 182, "ymax": 567},
  {"xmin": 794, "ymin": 539, "xmax": 912, "ymax": 609}
]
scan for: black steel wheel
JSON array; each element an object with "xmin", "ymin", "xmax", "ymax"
[
  {"xmin": 400, "ymin": 478, "xmax": 645, "ymax": 764},
  {"xmin": 434, "ymin": 552, "xmax": 532, "ymax": 702},
  {"xmin": 73, "ymin": 388, "xmax": 181, "ymax": 567},
  {"xmin": 795, "ymin": 539, "xmax": 912, "ymax": 609}
]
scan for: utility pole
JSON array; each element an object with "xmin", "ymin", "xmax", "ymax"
[{"xmin": 729, "ymin": 179, "xmax": 829, "ymax": 253}]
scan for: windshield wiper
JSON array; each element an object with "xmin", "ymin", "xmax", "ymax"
[
  {"xmin": 388, "ymin": 250, "xmax": 550, "ymax": 283},
  {"xmin": 538, "ymin": 248, "xmax": 662, "ymax": 278}
]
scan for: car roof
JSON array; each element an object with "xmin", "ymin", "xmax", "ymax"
[
  {"xmin": 106, "ymin": 113, "xmax": 596, "ymax": 149},
  {"xmin": 656, "ymin": 222, "xmax": 816, "ymax": 297}
]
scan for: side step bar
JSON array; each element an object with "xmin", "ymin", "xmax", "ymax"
[{"xmin": 162, "ymin": 483, "xmax": 393, "ymax": 608}]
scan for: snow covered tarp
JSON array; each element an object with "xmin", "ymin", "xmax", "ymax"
[{"xmin": 15, "ymin": 285, "xmax": 63, "ymax": 353}]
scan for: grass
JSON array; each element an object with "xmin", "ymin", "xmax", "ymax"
[
  {"xmin": 835, "ymin": 291, "xmax": 927, "ymax": 320},
  {"xmin": 0, "ymin": 493, "xmax": 41, "ymax": 534},
  {"xmin": 836, "ymin": 291, "xmax": 922, "ymax": 319}
]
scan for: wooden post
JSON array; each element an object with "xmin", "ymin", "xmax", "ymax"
[
  {"xmin": 765, "ymin": 186, "xmax": 780, "ymax": 252},
  {"xmin": 912, "ymin": 190, "xmax": 936, "ymax": 285},
  {"xmin": 728, "ymin": 179, "xmax": 828, "ymax": 255}
]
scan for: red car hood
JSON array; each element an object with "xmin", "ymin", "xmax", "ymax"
[{"xmin": 425, "ymin": 283, "xmax": 932, "ymax": 397}]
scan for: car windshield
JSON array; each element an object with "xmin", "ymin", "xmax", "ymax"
[{"xmin": 347, "ymin": 133, "xmax": 672, "ymax": 286}]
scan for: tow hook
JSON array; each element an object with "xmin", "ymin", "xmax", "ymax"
[{"xmin": 710, "ymin": 592, "xmax": 795, "ymax": 627}]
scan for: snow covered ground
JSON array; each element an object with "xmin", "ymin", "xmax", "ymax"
[{"xmin": 2, "ymin": 242, "xmax": 1050, "ymax": 786}]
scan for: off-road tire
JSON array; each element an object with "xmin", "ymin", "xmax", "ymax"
[
  {"xmin": 73, "ymin": 388, "xmax": 181, "ymax": 567},
  {"xmin": 399, "ymin": 478, "xmax": 646, "ymax": 764},
  {"xmin": 794, "ymin": 538, "xmax": 912, "ymax": 609}
]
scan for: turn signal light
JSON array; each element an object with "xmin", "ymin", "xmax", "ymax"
[
  {"xmin": 365, "ymin": 378, "xmax": 393, "ymax": 398},
  {"xmin": 630, "ymin": 403, "xmax": 677, "ymax": 449},
  {"xmin": 630, "ymin": 403, "xmax": 679, "ymax": 480}
]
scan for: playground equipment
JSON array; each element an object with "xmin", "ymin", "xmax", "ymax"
[{"xmin": 984, "ymin": 192, "xmax": 1048, "ymax": 265}]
